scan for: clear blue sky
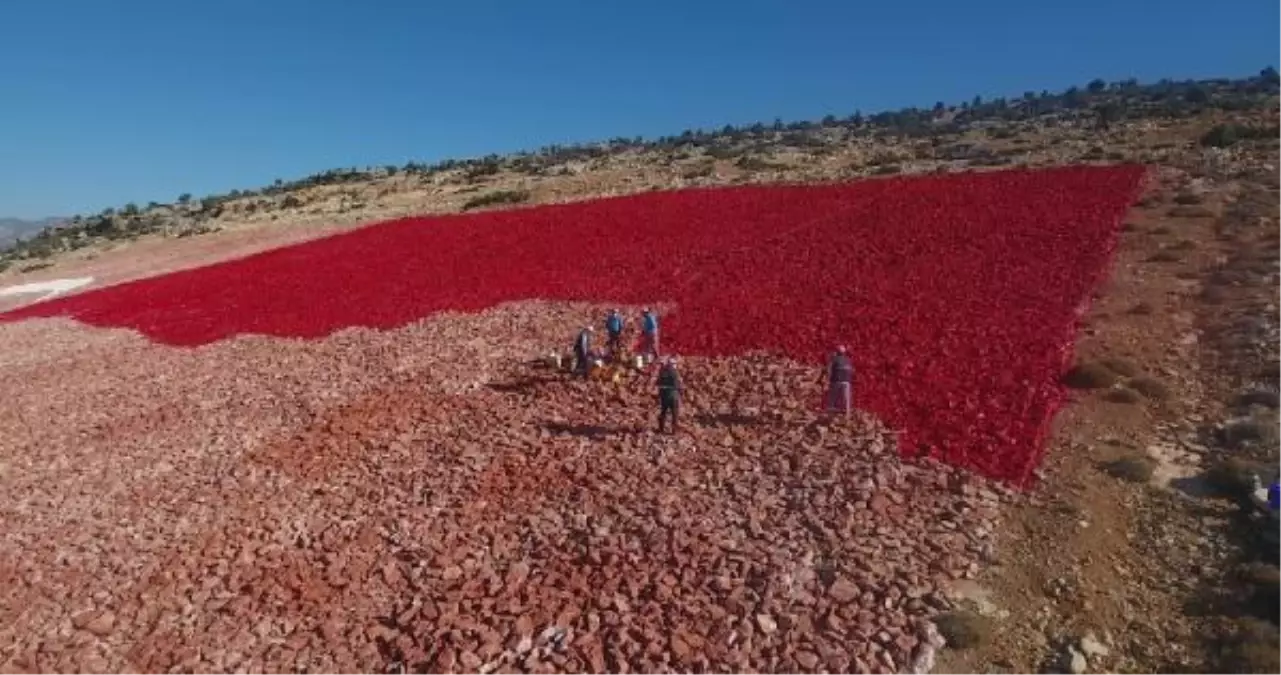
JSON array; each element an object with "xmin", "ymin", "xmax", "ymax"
[{"xmin": 1, "ymin": 0, "xmax": 1276, "ymax": 219}]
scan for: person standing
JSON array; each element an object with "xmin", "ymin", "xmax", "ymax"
[
  {"xmin": 639, "ymin": 308, "xmax": 660, "ymax": 362},
  {"xmin": 820, "ymin": 345, "xmax": 854, "ymax": 417},
  {"xmin": 604, "ymin": 309, "xmax": 624, "ymax": 359},
  {"xmin": 656, "ymin": 356, "xmax": 683, "ymax": 434},
  {"xmin": 573, "ymin": 326, "xmax": 594, "ymax": 379}
]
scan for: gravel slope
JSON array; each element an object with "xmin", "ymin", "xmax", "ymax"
[{"xmin": 0, "ymin": 303, "xmax": 1006, "ymax": 673}]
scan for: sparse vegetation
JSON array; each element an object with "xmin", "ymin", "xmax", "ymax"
[
  {"xmin": 461, "ymin": 190, "xmax": 531, "ymax": 211},
  {"xmin": 2, "ymin": 71, "xmax": 1278, "ymax": 273},
  {"xmin": 1105, "ymin": 455, "xmax": 1157, "ymax": 482},
  {"xmin": 1062, "ymin": 361, "xmax": 1119, "ymax": 389},
  {"xmin": 1204, "ymin": 457, "xmax": 1270, "ymax": 498},
  {"xmin": 934, "ymin": 611, "xmax": 992, "ymax": 650}
]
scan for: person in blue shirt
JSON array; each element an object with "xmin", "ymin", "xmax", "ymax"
[
  {"xmin": 604, "ymin": 309, "xmax": 624, "ymax": 358},
  {"xmin": 1269, "ymin": 479, "xmax": 1279, "ymax": 513},
  {"xmin": 639, "ymin": 308, "xmax": 660, "ymax": 361}
]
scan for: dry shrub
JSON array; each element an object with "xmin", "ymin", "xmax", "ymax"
[
  {"xmin": 1104, "ymin": 387, "xmax": 1143, "ymax": 404},
  {"xmin": 1148, "ymin": 250, "xmax": 1182, "ymax": 263},
  {"xmin": 934, "ymin": 611, "xmax": 992, "ymax": 650},
  {"xmin": 1062, "ymin": 362, "xmax": 1119, "ymax": 389},
  {"xmin": 1104, "ymin": 455, "xmax": 1156, "ymax": 482},
  {"xmin": 1237, "ymin": 388, "xmax": 1281, "ymax": 410},
  {"xmin": 1128, "ymin": 376, "xmax": 1170, "ymax": 401},
  {"xmin": 1130, "ymin": 301, "xmax": 1155, "ymax": 315},
  {"xmin": 1204, "ymin": 458, "xmax": 1268, "ymax": 498},
  {"xmin": 1174, "ymin": 192, "xmax": 1205, "ymax": 205},
  {"xmin": 1221, "ymin": 411, "xmax": 1281, "ymax": 449},
  {"xmin": 1172, "ymin": 239, "xmax": 1199, "ymax": 250},
  {"xmin": 1169, "ymin": 205, "xmax": 1215, "ymax": 218},
  {"xmin": 1236, "ymin": 562, "xmax": 1281, "ymax": 588},
  {"xmin": 1201, "ymin": 286, "xmax": 1229, "ymax": 305},
  {"xmin": 1213, "ymin": 618, "xmax": 1280, "ymax": 673}
]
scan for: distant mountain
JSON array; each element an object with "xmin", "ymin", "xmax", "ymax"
[{"xmin": 0, "ymin": 217, "xmax": 66, "ymax": 247}]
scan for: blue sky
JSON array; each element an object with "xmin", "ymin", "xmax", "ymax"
[{"xmin": 0, "ymin": 0, "xmax": 1276, "ymax": 219}]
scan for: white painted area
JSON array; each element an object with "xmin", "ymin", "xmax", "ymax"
[{"xmin": 0, "ymin": 277, "xmax": 95, "ymax": 304}]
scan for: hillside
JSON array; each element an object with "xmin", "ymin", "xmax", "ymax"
[
  {"xmin": 0, "ymin": 216, "xmax": 65, "ymax": 248},
  {"xmin": 1, "ymin": 71, "xmax": 1277, "ymax": 278},
  {"xmin": 0, "ymin": 70, "xmax": 1278, "ymax": 674}
]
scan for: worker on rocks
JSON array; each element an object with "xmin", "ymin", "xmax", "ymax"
[
  {"xmin": 573, "ymin": 326, "xmax": 595, "ymax": 379},
  {"xmin": 639, "ymin": 308, "xmax": 660, "ymax": 363},
  {"xmin": 605, "ymin": 309, "xmax": 625, "ymax": 360},
  {"xmin": 820, "ymin": 345, "xmax": 855, "ymax": 418},
  {"xmin": 656, "ymin": 356, "xmax": 683, "ymax": 434}
]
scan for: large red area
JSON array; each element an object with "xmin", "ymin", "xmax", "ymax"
[{"xmin": 3, "ymin": 166, "xmax": 1144, "ymax": 484}]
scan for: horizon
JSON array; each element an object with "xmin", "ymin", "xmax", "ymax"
[{"xmin": 1, "ymin": 0, "xmax": 1277, "ymax": 220}]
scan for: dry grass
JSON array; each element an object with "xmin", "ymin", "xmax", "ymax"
[{"xmin": 1147, "ymin": 250, "xmax": 1183, "ymax": 263}]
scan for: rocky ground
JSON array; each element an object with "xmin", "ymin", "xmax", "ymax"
[
  {"xmin": 0, "ymin": 95, "xmax": 1277, "ymax": 673},
  {"xmin": 0, "ymin": 304, "xmax": 1013, "ymax": 673}
]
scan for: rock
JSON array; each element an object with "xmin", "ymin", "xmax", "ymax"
[
  {"xmin": 1079, "ymin": 632, "xmax": 1110, "ymax": 659},
  {"xmin": 828, "ymin": 578, "xmax": 861, "ymax": 603},
  {"xmin": 795, "ymin": 650, "xmax": 819, "ymax": 669},
  {"xmin": 1064, "ymin": 645, "xmax": 1088, "ymax": 674},
  {"xmin": 85, "ymin": 612, "xmax": 116, "ymax": 637},
  {"xmin": 755, "ymin": 614, "xmax": 778, "ymax": 635}
]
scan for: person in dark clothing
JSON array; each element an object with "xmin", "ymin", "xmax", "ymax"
[
  {"xmin": 656, "ymin": 356, "xmax": 683, "ymax": 433},
  {"xmin": 605, "ymin": 309, "xmax": 624, "ymax": 359},
  {"xmin": 820, "ymin": 345, "xmax": 854, "ymax": 417},
  {"xmin": 573, "ymin": 326, "xmax": 595, "ymax": 378}
]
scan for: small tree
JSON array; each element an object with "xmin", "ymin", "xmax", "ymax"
[
  {"xmin": 1200, "ymin": 124, "xmax": 1240, "ymax": 148},
  {"xmin": 1184, "ymin": 86, "xmax": 1209, "ymax": 104},
  {"xmin": 1095, "ymin": 102, "xmax": 1123, "ymax": 130},
  {"xmin": 1261, "ymin": 66, "xmax": 1279, "ymax": 84},
  {"xmin": 1087, "ymin": 78, "xmax": 1107, "ymax": 93},
  {"xmin": 177, "ymin": 193, "xmax": 192, "ymax": 205},
  {"xmin": 121, "ymin": 202, "xmax": 139, "ymax": 216}
]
